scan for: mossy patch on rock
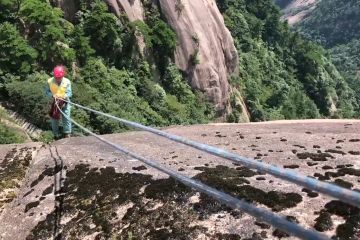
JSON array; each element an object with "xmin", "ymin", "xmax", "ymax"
[
  {"xmin": 144, "ymin": 177, "xmax": 191, "ymax": 200},
  {"xmin": 193, "ymin": 166, "xmax": 302, "ymax": 213},
  {"xmin": 336, "ymin": 165, "xmax": 346, "ymax": 169},
  {"xmin": 255, "ymin": 221, "xmax": 271, "ymax": 229},
  {"xmin": 121, "ymin": 201, "xmax": 207, "ymax": 240},
  {"xmin": 314, "ymin": 211, "xmax": 333, "ymax": 232},
  {"xmin": 0, "ymin": 147, "xmax": 34, "ymax": 211},
  {"xmin": 244, "ymin": 232, "xmax": 264, "ymax": 240},
  {"xmin": 324, "ymin": 200, "xmax": 360, "ymax": 240},
  {"xmin": 25, "ymin": 164, "xmax": 307, "ymax": 239},
  {"xmin": 314, "ymin": 172, "xmax": 330, "ymax": 181},
  {"xmin": 256, "ymin": 177, "xmax": 266, "ymax": 181},
  {"xmin": 325, "ymin": 149, "xmax": 346, "ymax": 155},
  {"xmin": 333, "ymin": 179, "xmax": 353, "ymax": 189},
  {"xmin": 337, "ymin": 168, "xmax": 360, "ymax": 177},
  {"xmin": 336, "ymin": 214, "xmax": 360, "ymax": 240},
  {"xmin": 272, "ymin": 228, "xmax": 290, "ymax": 238},
  {"xmin": 132, "ymin": 165, "xmax": 147, "ymax": 171},
  {"xmin": 296, "ymin": 152, "xmax": 334, "ymax": 161},
  {"xmin": 213, "ymin": 233, "xmax": 242, "ymax": 240},
  {"xmin": 28, "ymin": 164, "xmax": 218, "ymax": 239},
  {"xmin": 41, "ymin": 184, "xmax": 54, "ymax": 196},
  {"xmin": 283, "ymin": 164, "xmax": 299, "ymax": 169},
  {"xmin": 293, "ymin": 144, "xmax": 306, "ymax": 149},
  {"xmin": 272, "ymin": 216, "xmax": 298, "ymax": 239},
  {"xmin": 302, "ymin": 188, "xmax": 319, "ymax": 198},
  {"xmin": 348, "ymin": 151, "xmax": 360, "ymax": 155},
  {"xmin": 313, "ymin": 167, "xmax": 360, "ymax": 182},
  {"xmin": 25, "ymin": 200, "xmax": 40, "ymax": 213},
  {"xmin": 30, "ymin": 167, "xmax": 59, "ymax": 188},
  {"xmin": 23, "ymin": 189, "xmax": 34, "ymax": 198},
  {"xmin": 27, "ymin": 164, "xmax": 155, "ymax": 239},
  {"xmin": 307, "ymin": 162, "xmax": 318, "ymax": 166},
  {"xmin": 322, "ymin": 165, "xmax": 333, "ymax": 170}
]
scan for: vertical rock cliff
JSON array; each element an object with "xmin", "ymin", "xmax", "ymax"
[
  {"xmin": 103, "ymin": 0, "xmax": 239, "ymax": 113},
  {"xmin": 157, "ymin": 0, "xmax": 238, "ymax": 112},
  {"xmin": 55, "ymin": 0, "xmax": 249, "ymax": 119}
]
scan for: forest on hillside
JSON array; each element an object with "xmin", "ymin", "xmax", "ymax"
[
  {"xmin": 217, "ymin": 0, "xmax": 357, "ymax": 121},
  {"xmin": 0, "ymin": 0, "xmax": 358, "ymax": 143},
  {"xmin": 294, "ymin": 0, "xmax": 360, "ymax": 116}
]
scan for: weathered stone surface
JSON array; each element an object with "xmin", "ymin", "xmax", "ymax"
[
  {"xmin": 159, "ymin": 0, "xmax": 238, "ymax": 112},
  {"xmin": 0, "ymin": 120, "xmax": 359, "ymax": 239},
  {"xmin": 106, "ymin": 0, "xmax": 145, "ymax": 21}
]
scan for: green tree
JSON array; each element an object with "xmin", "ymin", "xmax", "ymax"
[
  {"xmin": 216, "ymin": 0, "xmax": 356, "ymax": 120},
  {"xmin": 19, "ymin": 0, "xmax": 75, "ymax": 68},
  {"xmin": 0, "ymin": 0, "xmax": 22, "ymax": 23},
  {"xmin": 150, "ymin": 19, "xmax": 177, "ymax": 57},
  {"xmin": 6, "ymin": 72, "xmax": 51, "ymax": 129},
  {"xmin": 0, "ymin": 123, "xmax": 26, "ymax": 144},
  {"xmin": 298, "ymin": 0, "xmax": 360, "ymax": 48},
  {"xmin": 83, "ymin": 1, "xmax": 127, "ymax": 66},
  {"xmin": 0, "ymin": 22, "xmax": 37, "ymax": 76},
  {"xmin": 71, "ymin": 26, "xmax": 95, "ymax": 66},
  {"xmin": 163, "ymin": 63, "xmax": 194, "ymax": 103}
]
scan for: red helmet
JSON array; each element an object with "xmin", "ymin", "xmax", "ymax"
[{"xmin": 53, "ymin": 65, "xmax": 65, "ymax": 78}]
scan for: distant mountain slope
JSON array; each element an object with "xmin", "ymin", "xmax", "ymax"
[
  {"xmin": 297, "ymin": 0, "xmax": 360, "ymax": 48},
  {"xmin": 275, "ymin": 0, "xmax": 319, "ymax": 25},
  {"xmin": 275, "ymin": 0, "xmax": 360, "ymax": 116}
]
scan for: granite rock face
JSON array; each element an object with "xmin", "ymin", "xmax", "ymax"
[
  {"xmin": 0, "ymin": 120, "xmax": 359, "ymax": 239},
  {"xmin": 158, "ymin": 0, "xmax": 239, "ymax": 112}
]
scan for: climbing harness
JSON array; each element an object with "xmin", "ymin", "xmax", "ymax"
[{"xmin": 55, "ymin": 101, "xmax": 330, "ymax": 240}]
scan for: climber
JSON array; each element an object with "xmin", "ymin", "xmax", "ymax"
[{"xmin": 45, "ymin": 65, "xmax": 72, "ymax": 139}]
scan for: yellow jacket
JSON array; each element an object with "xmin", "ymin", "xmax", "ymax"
[{"xmin": 45, "ymin": 77, "xmax": 72, "ymax": 99}]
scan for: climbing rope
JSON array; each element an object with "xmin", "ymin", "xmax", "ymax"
[
  {"xmin": 63, "ymin": 99, "xmax": 360, "ymax": 209},
  {"xmin": 55, "ymin": 101, "xmax": 329, "ymax": 240}
]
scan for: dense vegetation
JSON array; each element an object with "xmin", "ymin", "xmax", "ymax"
[
  {"xmin": 0, "ymin": 108, "xmax": 26, "ymax": 144},
  {"xmin": 0, "ymin": 123, "xmax": 26, "ymax": 144},
  {"xmin": 0, "ymin": 0, "xmax": 212, "ymax": 137},
  {"xmin": 297, "ymin": 0, "xmax": 360, "ymax": 48},
  {"xmin": 217, "ymin": 0, "xmax": 357, "ymax": 121},
  {"xmin": 0, "ymin": 0, "xmax": 358, "ymax": 143},
  {"xmin": 274, "ymin": 0, "xmax": 293, "ymax": 9},
  {"xmin": 292, "ymin": 0, "xmax": 360, "ymax": 116}
]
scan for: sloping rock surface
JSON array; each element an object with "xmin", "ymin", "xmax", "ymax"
[
  {"xmin": 158, "ymin": 0, "xmax": 238, "ymax": 112},
  {"xmin": 1, "ymin": 120, "xmax": 359, "ymax": 239},
  {"xmin": 275, "ymin": 0, "xmax": 320, "ymax": 25},
  {"xmin": 105, "ymin": 0, "xmax": 145, "ymax": 21}
]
